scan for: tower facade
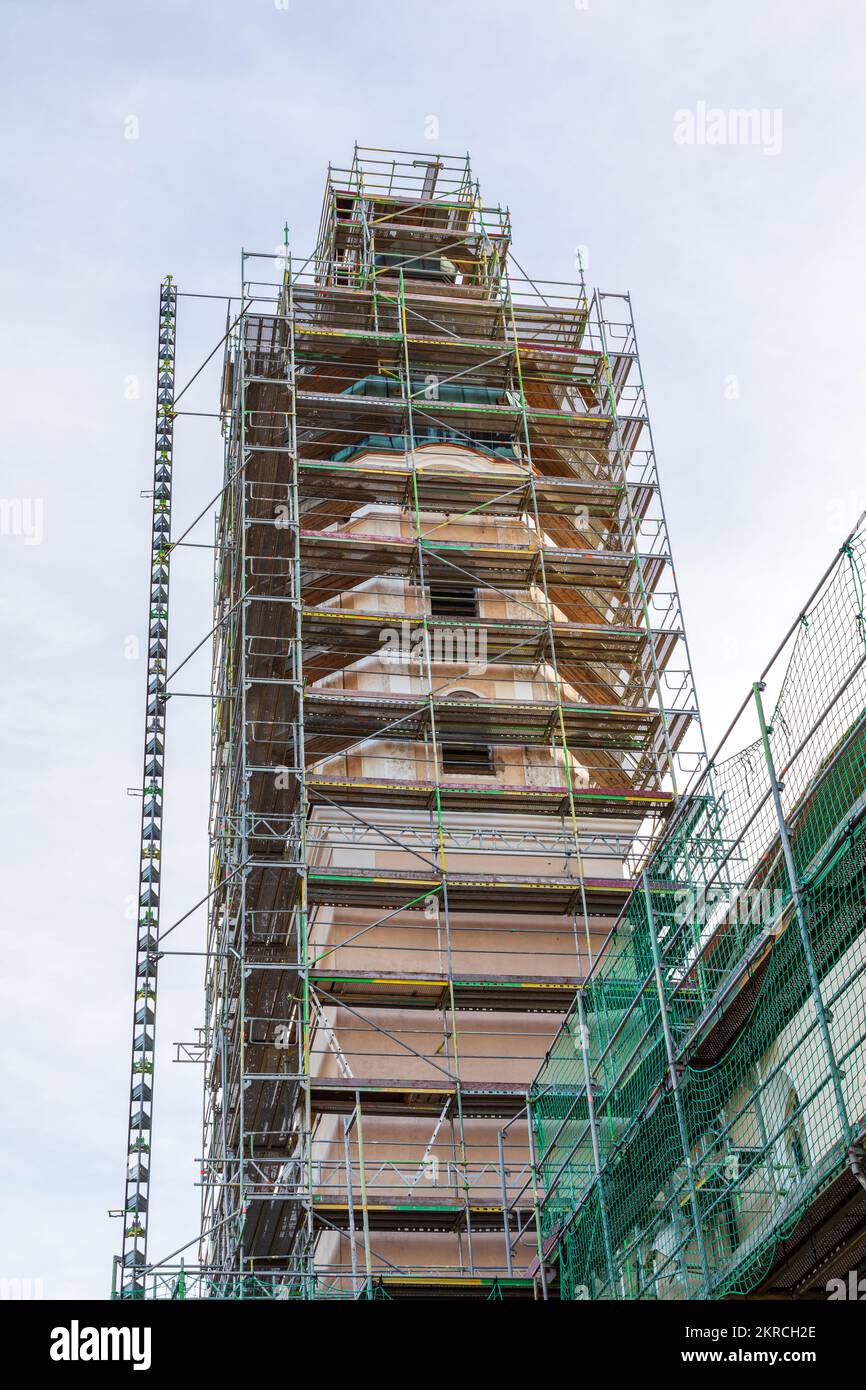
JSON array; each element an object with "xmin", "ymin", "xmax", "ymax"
[{"xmin": 200, "ymin": 147, "xmax": 703, "ymax": 1298}]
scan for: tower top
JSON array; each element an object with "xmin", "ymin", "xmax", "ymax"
[{"xmin": 315, "ymin": 143, "xmax": 511, "ymax": 292}]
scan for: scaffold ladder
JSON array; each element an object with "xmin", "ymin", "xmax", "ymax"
[{"xmin": 118, "ymin": 276, "xmax": 176, "ymax": 1297}]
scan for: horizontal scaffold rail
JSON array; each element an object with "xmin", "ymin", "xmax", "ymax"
[
  {"xmin": 244, "ymin": 526, "xmax": 665, "ymax": 597},
  {"xmin": 300, "ymin": 690, "xmax": 660, "ymax": 750},
  {"xmin": 304, "ymin": 866, "xmax": 640, "ymax": 916},
  {"xmin": 303, "ymin": 772, "xmax": 672, "ymax": 820},
  {"xmin": 307, "ymin": 1077, "xmax": 531, "ymax": 1119},
  {"xmin": 285, "ymin": 605, "xmax": 679, "ymax": 664},
  {"xmin": 308, "ymin": 968, "xmax": 580, "ymax": 1013},
  {"xmin": 293, "ymin": 458, "xmax": 634, "ymax": 518}
]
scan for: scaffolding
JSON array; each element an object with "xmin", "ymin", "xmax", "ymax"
[
  {"xmin": 118, "ymin": 278, "xmax": 176, "ymax": 1292},
  {"xmin": 531, "ymin": 517, "xmax": 866, "ymax": 1299},
  {"xmin": 116, "ymin": 146, "xmax": 704, "ymax": 1299}
]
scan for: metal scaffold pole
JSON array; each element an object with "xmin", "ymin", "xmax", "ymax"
[
  {"xmin": 118, "ymin": 276, "xmax": 177, "ymax": 1297},
  {"xmin": 642, "ymin": 871, "xmax": 710, "ymax": 1296}
]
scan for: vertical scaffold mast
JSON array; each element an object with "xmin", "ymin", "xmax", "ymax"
[{"xmin": 117, "ymin": 277, "xmax": 176, "ymax": 1298}]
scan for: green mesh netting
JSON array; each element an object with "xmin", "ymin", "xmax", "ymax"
[{"xmin": 531, "ymin": 531, "xmax": 866, "ymax": 1299}]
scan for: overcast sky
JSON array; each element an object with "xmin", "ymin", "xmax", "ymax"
[{"xmin": 2, "ymin": 0, "xmax": 865, "ymax": 1301}]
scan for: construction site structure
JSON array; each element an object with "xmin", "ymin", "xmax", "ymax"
[
  {"xmin": 116, "ymin": 146, "xmax": 706, "ymax": 1299},
  {"xmin": 118, "ymin": 278, "xmax": 176, "ymax": 1290},
  {"xmin": 531, "ymin": 516, "xmax": 866, "ymax": 1299}
]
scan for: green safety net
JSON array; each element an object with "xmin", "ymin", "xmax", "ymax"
[{"xmin": 531, "ymin": 531, "xmax": 866, "ymax": 1299}]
